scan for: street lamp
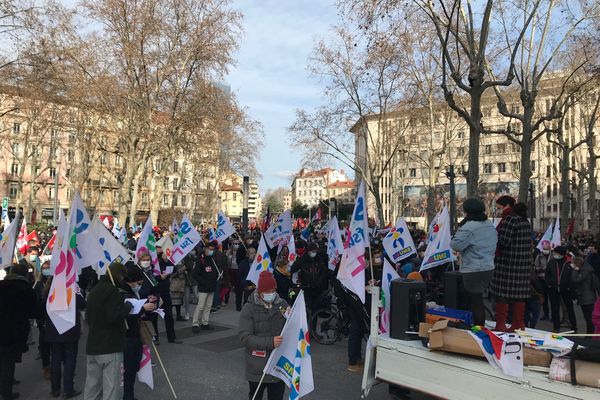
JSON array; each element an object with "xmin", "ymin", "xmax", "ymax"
[{"xmin": 445, "ymin": 165, "xmax": 457, "ymax": 235}]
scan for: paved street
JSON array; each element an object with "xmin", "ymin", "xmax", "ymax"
[{"xmin": 15, "ymin": 302, "xmax": 398, "ymax": 400}]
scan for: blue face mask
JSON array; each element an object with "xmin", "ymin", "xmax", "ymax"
[
  {"xmin": 207, "ymin": 250, "xmax": 214, "ymax": 257},
  {"xmin": 42, "ymin": 268, "xmax": 52, "ymax": 277},
  {"xmin": 262, "ymin": 292, "xmax": 276, "ymax": 303},
  {"xmin": 132, "ymin": 284, "xmax": 142, "ymax": 294}
]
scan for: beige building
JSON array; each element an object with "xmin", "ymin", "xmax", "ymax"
[
  {"xmin": 0, "ymin": 87, "xmax": 220, "ymax": 225},
  {"xmin": 354, "ymin": 80, "xmax": 600, "ymax": 232},
  {"xmin": 219, "ymin": 172, "xmax": 261, "ymax": 222},
  {"xmin": 326, "ymin": 180, "xmax": 356, "ymax": 205},
  {"xmin": 219, "ymin": 183, "xmax": 243, "ymax": 222},
  {"xmin": 283, "ymin": 191, "xmax": 292, "ymax": 210},
  {"xmin": 290, "ymin": 168, "xmax": 349, "ymax": 208}
]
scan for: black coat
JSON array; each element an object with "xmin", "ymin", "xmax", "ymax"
[
  {"xmin": 292, "ymin": 253, "xmax": 328, "ymax": 291},
  {"xmin": 193, "ymin": 254, "xmax": 221, "ymax": 293},
  {"xmin": 0, "ymin": 276, "xmax": 40, "ymax": 353},
  {"xmin": 238, "ymin": 258, "xmax": 251, "ymax": 288},
  {"xmin": 545, "ymin": 257, "xmax": 571, "ymax": 290}
]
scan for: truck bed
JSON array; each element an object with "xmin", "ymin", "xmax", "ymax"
[{"xmin": 369, "ymin": 336, "xmax": 599, "ymax": 400}]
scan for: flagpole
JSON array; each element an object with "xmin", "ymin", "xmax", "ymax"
[
  {"xmin": 235, "ymin": 232, "xmax": 248, "ymax": 251},
  {"xmin": 141, "ymin": 323, "xmax": 178, "ymax": 399},
  {"xmin": 250, "ymin": 372, "xmax": 267, "ymax": 400}
]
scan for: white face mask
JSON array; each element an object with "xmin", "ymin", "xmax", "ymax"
[
  {"xmin": 309, "ymin": 251, "xmax": 317, "ymax": 258},
  {"xmin": 373, "ymin": 257, "xmax": 383, "ymax": 265},
  {"xmin": 141, "ymin": 261, "xmax": 151, "ymax": 269},
  {"xmin": 541, "ymin": 249, "xmax": 550, "ymax": 255},
  {"xmin": 262, "ymin": 292, "xmax": 276, "ymax": 303},
  {"xmin": 131, "ymin": 284, "xmax": 142, "ymax": 294},
  {"xmin": 29, "ymin": 254, "xmax": 38, "ymax": 263},
  {"xmin": 553, "ymin": 254, "xmax": 563, "ymax": 260}
]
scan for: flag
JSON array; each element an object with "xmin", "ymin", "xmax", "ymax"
[
  {"xmin": 47, "ymin": 192, "xmax": 100, "ymax": 334},
  {"xmin": 470, "ymin": 328, "xmax": 523, "ymax": 378},
  {"xmin": 49, "ymin": 211, "xmax": 67, "ymax": 275},
  {"xmin": 169, "ymin": 215, "xmax": 202, "ymax": 265},
  {"xmin": 26, "ymin": 230, "xmax": 39, "ymax": 245},
  {"xmin": 382, "ymin": 218, "xmax": 416, "ymax": 263},
  {"xmin": 263, "ymin": 291, "xmax": 314, "ymax": 399},
  {"xmin": 420, "ymin": 206, "xmax": 455, "ymax": 272},
  {"xmin": 0, "ymin": 215, "xmax": 19, "ymax": 268},
  {"xmin": 262, "ymin": 206, "xmax": 271, "ymax": 232},
  {"xmin": 101, "ymin": 216, "xmax": 111, "ymax": 229},
  {"xmin": 310, "ymin": 207, "xmax": 322, "ymax": 224},
  {"xmin": 111, "ymin": 218, "xmax": 121, "ymax": 238},
  {"xmin": 326, "ymin": 216, "xmax": 343, "ymax": 271},
  {"xmin": 137, "ymin": 344, "xmax": 154, "ymax": 389},
  {"xmin": 380, "ymin": 260, "xmax": 400, "ymax": 336},
  {"xmin": 299, "ymin": 226, "xmax": 311, "ymax": 242},
  {"xmin": 120, "ymin": 226, "xmax": 127, "ymax": 245},
  {"xmin": 287, "ymin": 235, "xmax": 297, "ymax": 266},
  {"xmin": 16, "ymin": 217, "xmax": 28, "ymax": 255},
  {"xmin": 425, "ymin": 212, "xmax": 440, "ymax": 244},
  {"xmin": 170, "ymin": 217, "xmax": 180, "ymax": 234},
  {"xmin": 245, "ymin": 235, "xmax": 273, "ymax": 285},
  {"xmin": 43, "ymin": 230, "xmax": 56, "ymax": 255},
  {"xmin": 136, "ymin": 216, "xmax": 159, "ymax": 274},
  {"xmin": 211, "ymin": 211, "xmax": 236, "ymax": 244},
  {"xmin": 91, "ymin": 217, "xmax": 131, "ymax": 275},
  {"xmin": 156, "ymin": 234, "xmax": 175, "ymax": 260},
  {"xmin": 265, "ymin": 210, "xmax": 293, "ymax": 248},
  {"xmin": 565, "ymin": 219, "xmax": 575, "ymax": 237},
  {"xmin": 337, "ymin": 181, "xmax": 369, "ymax": 303},
  {"xmin": 536, "ymin": 223, "xmax": 554, "ymax": 251},
  {"xmin": 551, "ymin": 217, "xmax": 561, "ymax": 248}
]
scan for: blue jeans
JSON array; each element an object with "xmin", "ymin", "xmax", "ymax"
[{"xmin": 50, "ymin": 341, "xmax": 78, "ymax": 393}]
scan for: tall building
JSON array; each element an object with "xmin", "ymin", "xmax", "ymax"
[
  {"xmin": 248, "ymin": 181, "xmax": 261, "ymax": 220},
  {"xmin": 290, "ymin": 168, "xmax": 348, "ymax": 207},
  {"xmin": 354, "ymin": 80, "xmax": 600, "ymax": 231},
  {"xmin": 283, "ymin": 191, "xmax": 292, "ymax": 210},
  {"xmin": 219, "ymin": 172, "xmax": 261, "ymax": 221},
  {"xmin": 0, "ymin": 87, "xmax": 220, "ymax": 225}
]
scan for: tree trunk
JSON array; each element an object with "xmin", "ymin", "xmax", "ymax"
[
  {"xmin": 426, "ymin": 181, "xmax": 436, "ymax": 225},
  {"xmin": 370, "ymin": 180, "xmax": 385, "ymax": 227},
  {"xmin": 467, "ymin": 88, "xmax": 483, "ymax": 198},
  {"xmin": 117, "ymin": 157, "xmax": 135, "ymax": 223},
  {"xmin": 518, "ymin": 105, "xmax": 535, "ymax": 202},
  {"xmin": 588, "ymin": 149, "xmax": 598, "ymax": 234},
  {"xmin": 150, "ymin": 169, "xmax": 166, "ymax": 224},
  {"xmin": 559, "ymin": 145, "xmax": 570, "ymax": 235},
  {"xmin": 128, "ymin": 162, "xmax": 145, "ymax": 227}
]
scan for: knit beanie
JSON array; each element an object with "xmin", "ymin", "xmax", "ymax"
[
  {"xmin": 125, "ymin": 267, "xmax": 145, "ymax": 283},
  {"xmin": 257, "ymin": 271, "xmax": 277, "ymax": 293}
]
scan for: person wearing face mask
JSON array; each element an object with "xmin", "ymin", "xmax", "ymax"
[
  {"xmin": 152, "ymin": 245, "xmax": 181, "ymax": 344},
  {"xmin": 120, "ymin": 268, "xmax": 156, "ymax": 400},
  {"xmin": 239, "ymin": 271, "xmax": 288, "ymax": 400},
  {"xmin": 83, "ymin": 262, "xmax": 135, "ymax": 400},
  {"xmin": 292, "ymin": 242, "xmax": 328, "ymax": 313},
  {"xmin": 191, "ymin": 242, "xmax": 221, "ymax": 332},
  {"xmin": 226, "ymin": 239, "xmax": 241, "ymax": 308},
  {"xmin": 19, "ymin": 245, "xmax": 41, "ymax": 285},
  {"xmin": 545, "ymin": 246, "xmax": 578, "ymax": 332},
  {"xmin": 273, "ymin": 245, "xmax": 292, "ymax": 303},
  {"xmin": 534, "ymin": 242, "xmax": 552, "ymax": 320},
  {"xmin": 238, "ymin": 247, "xmax": 257, "ymax": 308}
]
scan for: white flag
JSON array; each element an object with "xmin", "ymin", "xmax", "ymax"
[
  {"xmin": 91, "ymin": 217, "xmax": 131, "ymax": 275},
  {"xmin": 264, "ymin": 291, "xmax": 314, "ymax": 399},
  {"xmin": 337, "ymin": 181, "xmax": 369, "ymax": 303},
  {"xmin": 137, "ymin": 344, "xmax": 154, "ymax": 389},
  {"xmin": 551, "ymin": 217, "xmax": 561, "ymax": 248},
  {"xmin": 212, "ymin": 211, "xmax": 236, "ymax": 244},
  {"xmin": 536, "ymin": 223, "xmax": 554, "ymax": 251},
  {"xmin": 136, "ymin": 216, "xmax": 159, "ymax": 274},
  {"xmin": 168, "ymin": 215, "xmax": 202, "ymax": 265},
  {"xmin": 47, "ymin": 193, "xmax": 99, "ymax": 333},
  {"xmin": 380, "ymin": 260, "xmax": 400, "ymax": 337},
  {"xmin": 112, "ymin": 218, "xmax": 121, "ymax": 238},
  {"xmin": 102, "ymin": 216, "xmax": 111, "ymax": 229},
  {"xmin": 49, "ymin": 211, "xmax": 68, "ymax": 275},
  {"xmin": 0, "ymin": 214, "xmax": 19, "ymax": 268},
  {"xmin": 420, "ymin": 206, "xmax": 455, "ymax": 272},
  {"xmin": 382, "ymin": 218, "xmax": 416, "ymax": 263},
  {"xmin": 156, "ymin": 234, "xmax": 175, "ymax": 260},
  {"xmin": 170, "ymin": 217, "xmax": 180, "ymax": 234},
  {"xmin": 246, "ymin": 235, "xmax": 273, "ymax": 285},
  {"xmin": 120, "ymin": 226, "xmax": 128, "ymax": 245},
  {"xmin": 264, "ymin": 210, "xmax": 293, "ymax": 248},
  {"xmin": 326, "ymin": 216, "xmax": 344, "ymax": 271}
]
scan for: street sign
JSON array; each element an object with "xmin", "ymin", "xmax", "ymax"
[
  {"xmin": 1, "ymin": 209, "xmax": 6, "ymax": 225},
  {"xmin": 2, "ymin": 197, "xmax": 7, "ymax": 209}
]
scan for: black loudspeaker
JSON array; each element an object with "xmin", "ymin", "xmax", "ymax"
[
  {"xmin": 444, "ymin": 271, "xmax": 467, "ymax": 309},
  {"xmin": 390, "ymin": 279, "xmax": 426, "ymax": 340}
]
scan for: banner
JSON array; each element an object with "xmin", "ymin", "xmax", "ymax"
[
  {"xmin": 470, "ymin": 327, "xmax": 523, "ymax": 378},
  {"xmin": 112, "ymin": 218, "xmax": 121, "ymax": 238},
  {"xmin": 136, "ymin": 216, "xmax": 159, "ymax": 274},
  {"xmin": 246, "ymin": 235, "xmax": 273, "ymax": 285},
  {"xmin": 49, "ymin": 211, "xmax": 67, "ymax": 274},
  {"xmin": 210, "ymin": 211, "xmax": 237, "ymax": 244},
  {"xmin": 91, "ymin": 217, "xmax": 131, "ymax": 275},
  {"xmin": 137, "ymin": 344, "xmax": 154, "ymax": 389},
  {"xmin": 264, "ymin": 210, "xmax": 293, "ymax": 248},
  {"xmin": 0, "ymin": 214, "xmax": 18, "ymax": 268},
  {"xmin": 264, "ymin": 291, "xmax": 314, "ymax": 399},
  {"xmin": 420, "ymin": 206, "xmax": 455, "ymax": 272},
  {"xmin": 380, "ymin": 260, "xmax": 400, "ymax": 336},
  {"xmin": 168, "ymin": 215, "xmax": 202, "ymax": 265},
  {"xmin": 156, "ymin": 234, "xmax": 175, "ymax": 260},
  {"xmin": 337, "ymin": 181, "xmax": 369, "ymax": 303},
  {"xmin": 326, "ymin": 216, "xmax": 343, "ymax": 271}
]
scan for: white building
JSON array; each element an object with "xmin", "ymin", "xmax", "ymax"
[{"xmin": 291, "ymin": 168, "xmax": 348, "ymax": 208}]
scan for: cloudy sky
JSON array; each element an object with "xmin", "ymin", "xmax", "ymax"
[{"xmin": 228, "ymin": 0, "xmax": 339, "ymax": 194}]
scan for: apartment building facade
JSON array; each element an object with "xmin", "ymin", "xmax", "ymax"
[{"xmin": 290, "ymin": 168, "xmax": 349, "ymax": 208}]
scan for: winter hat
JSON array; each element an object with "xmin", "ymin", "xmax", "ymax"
[
  {"xmin": 125, "ymin": 267, "xmax": 145, "ymax": 283},
  {"xmin": 462, "ymin": 198, "xmax": 485, "ymax": 214},
  {"xmin": 257, "ymin": 271, "xmax": 277, "ymax": 293},
  {"xmin": 553, "ymin": 246, "xmax": 567, "ymax": 256}
]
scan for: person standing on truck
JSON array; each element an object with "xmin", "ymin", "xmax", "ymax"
[
  {"xmin": 450, "ymin": 198, "xmax": 498, "ymax": 326},
  {"xmin": 490, "ymin": 197, "xmax": 533, "ymax": 332}
]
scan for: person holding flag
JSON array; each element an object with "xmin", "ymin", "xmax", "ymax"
[
  {"xmin": 191, "ymin": 241, "xmax": 223, "ymax": 332},
  {"xmin": 239, "ymin": 271, "xmax": 289, "ymax": 400}
]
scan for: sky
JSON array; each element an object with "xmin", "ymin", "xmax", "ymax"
[{"xmin": 227, "ymin": 0, "xmax": 339, "ymax": 194}]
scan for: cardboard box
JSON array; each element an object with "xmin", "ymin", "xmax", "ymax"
[
  {"xmin": 418, "ymin": 320, "xmax": 552, "ymax": 367},
  {"xmin": 550, "ymin": 357, "xmax": 600, "ymax": 388}
]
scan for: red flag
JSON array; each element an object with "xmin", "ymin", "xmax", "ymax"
[
  {"xmin": 44, "ymin": 231, "xmax": 57, "ymax": 255},
  {"xmin": 565, "ymin": 219, "xmax": 575, "ymax": 236},
  {"xmin": 26, "ymin": 230, "xmax": 39, "ymax": 245},
  {"xmin": 16, "ymin": 218, "xmax": 28, "ymax": 255}
]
